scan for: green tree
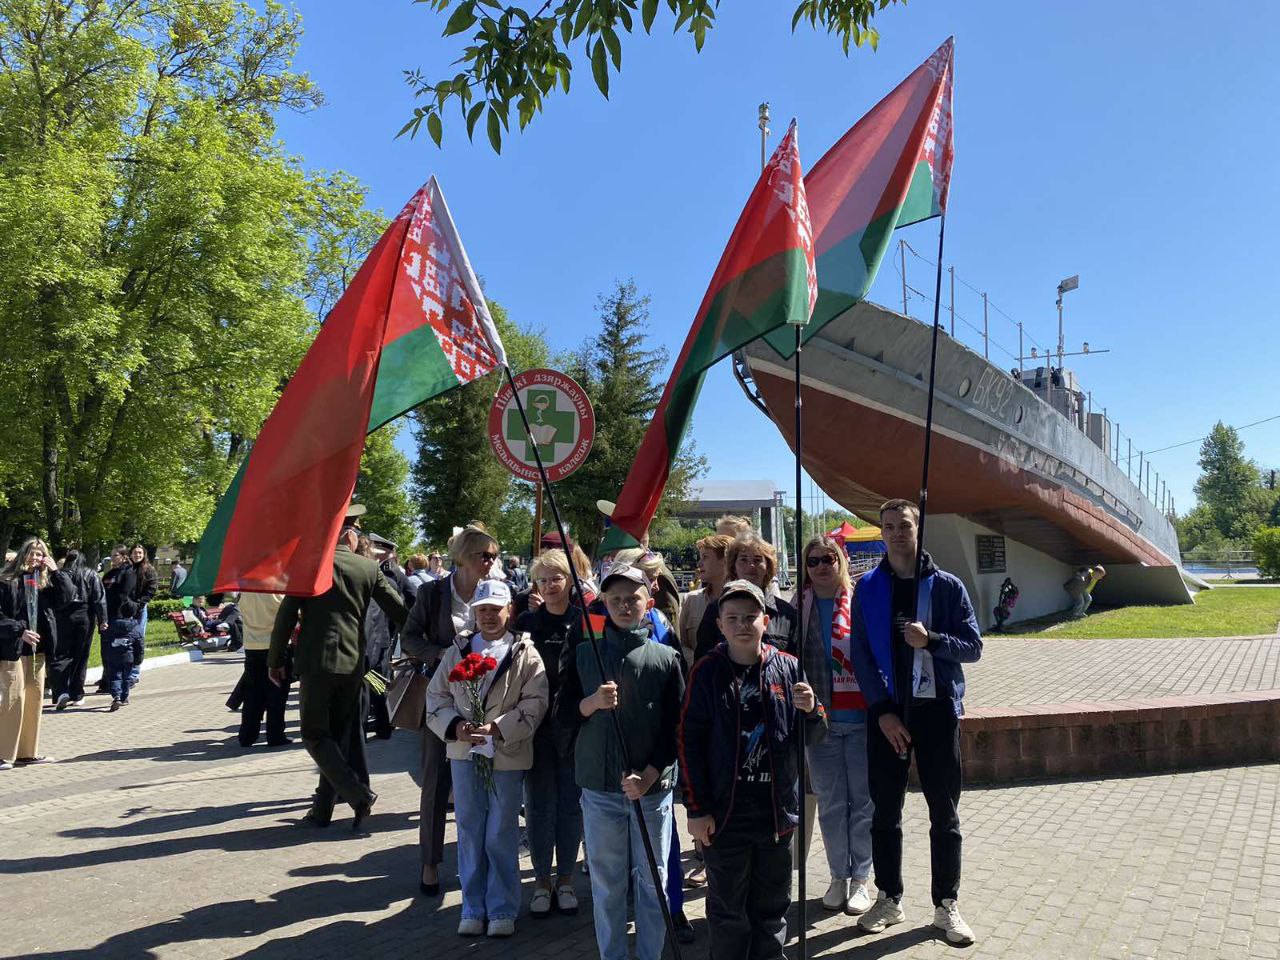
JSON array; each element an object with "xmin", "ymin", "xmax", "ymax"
[
  {"xmin": 355, "ymin": 422, "xmax": 418, "ymax": 552},
  {"xmin": 401, "ymin": 0, "xmax": 906, "ymax": 151},
  {"xmin": 1194, "ymin": 422, "xmax": 1262, "ymax": 541},
  {"xmin": 555, "ymin": 280, "xmax": 705, "ymax": 553},
  {"xmin": 1253, "ymin": 527, "xmax": 1280, "ymax": 580},
  {"xmin": 410, "ymin": 300, "xmax": 549, "ymax": 547},
  {"xmin": 0, "ymin": 0, "xmax": 372, "ymax": 552}
]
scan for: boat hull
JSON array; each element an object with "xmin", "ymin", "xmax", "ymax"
[{"xmin": 742, "ymin": 302, "xmax": 1182, "ymax": 570}]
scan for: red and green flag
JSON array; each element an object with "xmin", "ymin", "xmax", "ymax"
[
  {"xmin": 185, "ymin": 177, "xmax": 505, "ymax": 596},
  {"xmin": 763, "ymin": 36, "xmax": 954, "ymax": 355},
  {"xmin": 600, "ymin": 121, "xmax": 817, "ymax": 551}
]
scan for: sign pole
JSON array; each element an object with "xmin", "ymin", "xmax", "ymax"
[
  {"xmin": 498, "ymin": 363, "xmax": 682, "ymax": 960},
  {"xmin": 532, "ymin": 482, "xmax": 544, "ymax": 558}
]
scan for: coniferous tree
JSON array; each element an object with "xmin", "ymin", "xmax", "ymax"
[
  {"xmin": 556, "ymin": 280, "xmax": 705, "ymax": 552},
  {"xmin": 410, "ymin": 302, "xmax": 549, "ymax": 548}
]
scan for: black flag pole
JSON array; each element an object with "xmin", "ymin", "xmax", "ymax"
[
  {"xmin": 904, "ymin": 214, "xmax": 948, "ymax": 741},
  {"xmin": 793, "ymin": 320, "xmax": 810, "ymax": 960},
  {"xmin": 500, "ymin": 363, "xmax": 684, "ymax": 960}
]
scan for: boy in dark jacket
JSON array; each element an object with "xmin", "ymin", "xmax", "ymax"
[
  {"xmin": 679, "ymin": 579, "xmax": 826, "ymax": 959},
  {"xmin": 105, "ymin": 602, "xmax": 144, "ymax": 710}
]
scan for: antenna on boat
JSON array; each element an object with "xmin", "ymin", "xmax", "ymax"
[{"xmin": 1057, "ymin": 274, "xmax": 1079, "ymax": 370}]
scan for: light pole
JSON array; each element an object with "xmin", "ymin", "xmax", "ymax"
[
  {"xmin": 1056, "ymin": 274, "xmax": 1079, "ymax": 373},
  {"xmin": 757, "ymin": 102, "xmax": 770, "ymax": 171}
]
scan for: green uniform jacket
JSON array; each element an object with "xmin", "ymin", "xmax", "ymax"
[{"xmin": 268, "ymin": 545, "xmax": 408, "ymax": 677}]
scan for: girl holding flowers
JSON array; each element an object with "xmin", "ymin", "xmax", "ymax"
[{"xmin": 426, "ymin": 578, "xmax": 548, "ymax": 939}]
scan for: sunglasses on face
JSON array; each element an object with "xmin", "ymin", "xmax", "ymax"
[
  {"xmin": 476, "ymin": 552, "xmax": 498, "ymax": 561},
  {"xmin": 806, "ymin": 555, "xmax": 837, "ymax": 568}
]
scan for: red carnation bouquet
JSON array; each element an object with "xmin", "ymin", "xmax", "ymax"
[{"xmin": 448, "ymin": 652, "xmax": 500, "ymax": 793}]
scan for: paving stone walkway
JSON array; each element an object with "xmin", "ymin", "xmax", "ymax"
[
  {"xmin": 4, "ymin": 654, "xmax": 1279, "ymax": 959},
  {"xmin": 971, "ymin": 635, "xmax": 1280, "ymax": 706}
]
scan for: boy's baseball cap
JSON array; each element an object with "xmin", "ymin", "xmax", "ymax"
[
  {"xmin": 470, "ymin": 579, "xmax": 513, "ymax": 608},
  {"xmin": 718, "ymin": 579, "xmax": 766, "ymax": 611},
  {"xmin": 600, "ymin": 561, "xmax": 647, "ymax": 591}
]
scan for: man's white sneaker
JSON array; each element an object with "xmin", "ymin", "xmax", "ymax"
[
  {"xmin": 857, "ymin": 891, "xmax": 905, "ymax": 932},
  {"xmin": 457, "ymin": 918, "xmax": 484, "ymax": 937},
  {"xmin": 822, "ymin": 877, "xmax": 849, "ymax": 911},
  {"xmin": 933, "ymin": 899, "xmax": 975, "ymax": 945},
  {"xmin": 530, "ymin": 887, "xmax": 553, "ymax": 916},
  {"xmin": 486, "ymin": 918, "xmax": 516, "ymax": 938},
  {"xmin": 845, "ymin": 881, "xmax": 873, "ymax": 916}
]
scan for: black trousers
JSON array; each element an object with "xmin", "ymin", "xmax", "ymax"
[
  {"xmin": 51, "ymin": 610, "xmax": 92, "ymax": 702},
  {"xmin": 703, "ymin": 815, "xmax": 793, "ymax": 960},
  {"xmin": 238, "ymin": 649, "xmax": 290, "ymax": 746},
  {"xmin": 300, "ymin": 674, "xmax": 373, "ymax": 817},
  {"xmin": 867, "ymin": 699, "xmax": 963, "ymax": 905}
]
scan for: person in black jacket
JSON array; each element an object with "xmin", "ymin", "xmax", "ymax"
[
  {"xmin": 679, "ymin": 579, "xmax": 826, "ymax": 959},
  {"xmin": 0, "ymin": 537, "xmax": 75, "ymax": 768},
  {"xmin": 515, "ymin": 548, "xmax": 584, "ymax": 916},
  {"xmin": 51, "ymin": 550, "xmax": 107, "ymax": 710},
  {"xmin": 104, "ymin": 545, "xmax": 158, "ymax": 688}
]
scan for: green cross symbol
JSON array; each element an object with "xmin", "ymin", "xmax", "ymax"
[{"xmin": 505, "ymin": 388, "xmax": 575, "ymax": 464}]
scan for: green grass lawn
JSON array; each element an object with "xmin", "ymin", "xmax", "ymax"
[
  {"xmin": 998, "ymin": 585, "xmax": 1280, "ymax": 640},
  {"xmin": 85, "ymin": 619, "xmax": 194, "ymax": 671}
]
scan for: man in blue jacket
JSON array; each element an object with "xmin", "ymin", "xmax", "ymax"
[{"xmin": 848, "ymin": 498, "xmax": 982, "ymax": 945}]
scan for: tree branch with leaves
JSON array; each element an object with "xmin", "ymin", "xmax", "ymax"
[{"xmin": 400, "ymin": 0, "xmax": 904, "ymax": 152}]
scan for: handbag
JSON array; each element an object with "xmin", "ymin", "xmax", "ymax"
[{"xmin": 387, "ymin": 658, "xmax": 429, "ymax": 731}]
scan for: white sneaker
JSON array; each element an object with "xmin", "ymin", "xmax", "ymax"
[
  {"xmin": 845, "ymin": 881, "xmax": 873, "ymax": 916},
  {"xmin": 555, "ymin": 884, "xmax": 579, "ymax": 914},
  {"xmin": 933, "ymin": 899, "xmax": 974, "ymax": 944},
  {"xmin": 0, "ymin": 761, "xmax": 13, "ymax": 771},
  {"xmin": 822, "ymin": 877, "xmax": 849, "ymax": 911},
  {"xmin": 457, "ymin": 918, "xmax": 484, "ymax": 937},
  {"xmin": 858, "ymin": 891, "xmax": 905, "ymax": 932},
  {"xmin": 486, "ymin": 918, "xmax": 515, "ymax": 938},
  {"xmin": 530, "ymin": 887, "xmax": 553, "ymax": 917}
]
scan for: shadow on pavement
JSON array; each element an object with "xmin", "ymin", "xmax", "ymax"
[
  {"xmin": 57, "ymin": 798, "xmax": 311, "ymax": 840},
  {"xmin": 2, "ymin": 805, "xmax": 417, "ymax": 876},
  {"xmin": 808, "ymin": 922, "xmax": 953, "ymax": 957}
]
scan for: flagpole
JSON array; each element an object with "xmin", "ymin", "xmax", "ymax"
[
  {"xmin": 906, "ymin": 214, "xmax": 947, "ymax": 742},
  {"xmin": 793, "ymin": 320, "xmax": 810, "ymax": 960},
  {"xmin": 499, "ymin": 362, "xmax": 684, "ymax": 960}
]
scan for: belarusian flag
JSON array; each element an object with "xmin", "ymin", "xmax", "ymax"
[
  {"xmin": 763, "ymin": 36, "xmax": 954, "ymax": 355},
  {"xmin": 185, "ymin": 177, "xmax": 505, "ymax": 596},
  {"xmin": 600, "ymin": 121, "xmax": 816, "ymax": 550}
]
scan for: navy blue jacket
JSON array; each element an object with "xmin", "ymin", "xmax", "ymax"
[
  {"xmin": 849, "ymin": 554, "xmax": 982, "ymax": 719},
  {"xmin": 678, "ymin": 643, "xmax": 827, "ymax": 836}
]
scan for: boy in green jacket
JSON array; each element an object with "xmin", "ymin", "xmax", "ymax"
[{"xmin": 556, "ymin": 562, "xmax": 686, "ymax": 960}]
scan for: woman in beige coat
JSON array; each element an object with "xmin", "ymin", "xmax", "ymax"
[{"xmin": 426, "ymin": 578, "xmax": 547, "ymax": 939}]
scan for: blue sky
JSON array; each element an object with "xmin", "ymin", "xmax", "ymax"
[{"xmin": 276, "ymin": 0, "xmax": 1280, "ymax": 517}]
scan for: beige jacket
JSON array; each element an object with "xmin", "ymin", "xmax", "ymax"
[
  {"xmin": 238, "ymin": 592, "xmax": 285, "ymax": 651},
  {"xmin": 425, "ymin": 630, "xmax": 548, "ymax": 770}
]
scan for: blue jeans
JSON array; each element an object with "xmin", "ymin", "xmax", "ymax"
[
  {"xmin": 808, "ymin": 720, "xmax": 874, "ymax": 881},
  {"xmin": 130, "ymin": 605, "xmax": 147, "ymax": 685},
  {"xmin": 451, "ymin": 760, "xmax": 524, "ymax": 922},
  {"xmin": 524, "ymin": 732, "xmax": 582, "ymax": 880},
  {"xmin": 581, "ymin": 788, "xmax": 672, "ymax": 960},
  {"xmin": 105, "ymin": 652, "xmax": 134, "ymax": 703}
]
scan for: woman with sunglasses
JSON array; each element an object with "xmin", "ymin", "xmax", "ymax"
[
  {"xmin": 800, "ymin": 536, "xmax": 874, "ymax": 917},
  {"xmin": 693, "ymin": 533, "xmax": 799, "ymax": 661},
  {"xmin": 402, "ymin": 522, "xmax": 501, "ymax": 896}
]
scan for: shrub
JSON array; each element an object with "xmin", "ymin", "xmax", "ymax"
[
  {"xmin": 147, "ymin": 598, "xmax": 187, "ymax": 617},
  {"xmin": 1252, "ymin": 527, "xmax": 1280, "ymax": 580}
]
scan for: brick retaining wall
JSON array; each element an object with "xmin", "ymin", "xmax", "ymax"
[{"xmin": 960, "ymin": 690, "xmax": 1280, "ymax": 783}]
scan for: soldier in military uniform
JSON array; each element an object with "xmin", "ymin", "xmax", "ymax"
[{"xmin": 269, "ymin": 509, "xmax": 408, "ymax": 830}]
